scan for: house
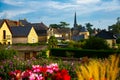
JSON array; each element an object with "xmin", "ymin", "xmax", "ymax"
[
  {"xmin": 48, "ymin": 28, "xmax": 71, "ymax": 42},
  {"xmin": 19, "ymin": 19, "xmax": 48, "ymax": 42},
  {"xmin": 10, "ymin": 26, "xmax": 38, "ymax": 44},
  {"xmin": 72, "ymin": 27, "xmax": 89, "ymax": 41},
  {"xmin": 95, "ymin": 30, "xmax": 117, "ymax": 48},
  {"xmin": 0, "ymin": 20, "xmax": 12, "ymax": 44}
]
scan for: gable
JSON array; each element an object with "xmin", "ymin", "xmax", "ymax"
[{"xmin": 0, "ymin": 21, "xmax": 12, "ymax": 34}]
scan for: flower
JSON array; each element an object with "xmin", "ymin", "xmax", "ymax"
[
  {"xmin": 8, "ymin": 63, "xmax": 71, "ymax": 80},
  {"xmin": 21, "ymin": 69, "xmax": 32, "ymax": 79},
  {"xmin": 32, "ymin": 65, "xmax": 42, "ymax": 73},
  {"xmin": 9, "ymin": 70, "xmax": 21, "ymax": 80}
]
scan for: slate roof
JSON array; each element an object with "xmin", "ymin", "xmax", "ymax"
[
  {"xmin": 10, "ymin": 26, "xmax": 32, "ymax": 37},
  {"xmin": 95, "ymin": 30, "xmax": 116, "ymax": 39},
  {"xmin": 0, "ymin": 19, "xmax": 3, "ymax": 27},
  {"xmin": 19, "ymin": 20, "xmax": 48, "ymax": 36},
  {"xmin": 53, "ymin": 28, "xmax": 71, "ymax": 34},
  {"xmin": 19, "ymin": 20, "xmax": 31, "ymax": 26}
]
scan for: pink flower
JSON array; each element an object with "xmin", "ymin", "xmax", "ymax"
[
  {"xmin": 47, "ymin": 63, "xmax": 59, "ymax": 74},
  {"xmin": 32, "ymin": 65, "xmax": 42, "ymax": 73},
  {"xmin": 29, "ymin": 73, "xmax": 44, "ymax": 80}
]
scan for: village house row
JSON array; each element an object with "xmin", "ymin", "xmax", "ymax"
[
  {"xmin": 0, "ymin": 19, "xmax": 71, "ymax": 44},
  {"xmin": 0, "ymin": 18, "xmax": 116, "ymax": 48}
]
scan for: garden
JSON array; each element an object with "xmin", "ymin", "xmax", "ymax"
[{"xmin": 0, "ymin": 49, "xmax": 120, "ymax": 80}]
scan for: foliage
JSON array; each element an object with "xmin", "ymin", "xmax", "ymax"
[
  {"xmin": 108, "ymin": 17, "xmax": 120, "ymax": 34},
  {"xmin": 36, "ymin": 50, "xmax": 48, "ymax": 59},
  {"xmin": 8, "ymin": 63, "xmax": 71, "ymax": 80},
  {"xmin": 67, "ymin": 41, "xmax": 85, "ymax": 49},
  {"xmin": 85, "ymin": 23, "xmax": 93, "ymax": 34},
  {"xmin": 76, "ymin": 54, "xmax": 120, "ymax": 80},
  {"xmin": 50, "ymin": 48, "xmax": 117, "ymax": 58},
  {"xmin": 48, "ymin": 36, "xmax": 58, "ymax": 48},
  {"xmin": 13, "ymin": 42, "xmax": 47, "ymax": 46},
  {"xmin": 49, "ymin": 21, "xmax": 70, "ymax": 29},
  {"xmin": 82, "ymin": 37, "xmax": 110, "ymax": 50},
  {"xmin": 0, "ymin": 56, "xmax": 77, "ymax": 79},
  {"xmin": 0, "ymin": 49, "xmax": 17, "ymax": 60}
]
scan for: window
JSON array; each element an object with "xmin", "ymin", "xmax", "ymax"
[{"xmin": 3, "ymin": 30, "xmax": 6, "ymax": 39}]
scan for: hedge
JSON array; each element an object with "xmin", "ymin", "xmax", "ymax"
[{"xmin": 50, "ymin": 48, "xmax": 120, "ymax": 58}]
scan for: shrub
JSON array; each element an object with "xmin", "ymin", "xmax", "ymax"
[
  {"xmin": 82, "ymin": 37, "xmax": 110, "ymax": 50},
  {"xmin": 48, "ymin": 36, "xmax": 58, "ymax": 48},
  {"xmin": 0, "ymin": 49, "xmax": 17, "ymax": 60},
  {"xmin": 50, "ymin": 48, "xmax": 116, "ymax": 58},
  {"xmin": 36, "ymin": 50, "xmax": 48, "ymax": 58}
]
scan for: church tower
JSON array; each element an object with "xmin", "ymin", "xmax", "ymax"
[{"xmin": 74, "ymin": 12, "xmax": 78, "ymax": 29}]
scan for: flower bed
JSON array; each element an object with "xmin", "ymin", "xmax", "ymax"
[{"xmin": 8, "ymin": 63, "xmax": 71, "ymax": 80}]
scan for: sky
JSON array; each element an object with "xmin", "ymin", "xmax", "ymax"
[{"xmin": 0, "ymin": 0, "xmax": 120, "ymax": 29}]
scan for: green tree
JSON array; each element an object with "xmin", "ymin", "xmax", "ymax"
[
  {"xmin": 49, "ymin": 24, "xmax": 60, "ymax": 28},
  {"xmin": 83, "ymin": 37, "xmax": 110, "ymax": 50},
  {"xmin": 48, "ymin": 36, "xmax": 58, "ymax": 48},
  {"xmin": 108, "ymin": 17, "xmax": 120, "ymax": 34},
  {"xmin": 49, "ymin": 21, "xmax": 69, "ymax": 29},
  {"xmin": 59, "ymin": 21, "xmax": 69, "ymax": 28},
  {"xmin": 85, "ymin": 23, "xmax": 93, "ymax": 34}
]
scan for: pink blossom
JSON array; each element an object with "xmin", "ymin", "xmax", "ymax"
[
  {"xmin": 32, "ymin": 65, "xmax": 42, "ymax": 73},
  {"xmin": 47, "ymin": 63, "xmax": 59, "ymax": 74}
]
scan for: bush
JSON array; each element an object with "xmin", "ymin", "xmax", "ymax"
[
  {"xmin": 50, "ymin": 48, "xmax": 118, "ymax": 58},
  {"xmin": 36, "ymin": 50, "xmax": 48, "ymax": 58},
  {"xmin": 48, "ymin": 36, "xmax": 58, "ymax": 48},
  {"xmin": 82, "ymin": 37, "xmax": 110, "ymax": 50},
  {"xmin": 0, "ymin": 49, "xmax": 17, "ymax": 60}
]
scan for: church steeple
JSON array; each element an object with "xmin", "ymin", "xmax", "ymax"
[{"xmin": 74, "ymin": 12, "xmax": 77, "ymax": 29}]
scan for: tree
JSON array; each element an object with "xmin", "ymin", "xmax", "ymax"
[
  {"xmin": 108, "ymin": 17, "xmax": 120, "ymax": 34},
  {"xmin": 49, "ymin": 21, "xmax": 70, "ymax": 29},
  {"xmin": 48, "ymin": 36, "xmax": 58, "ymax": 48},
  {"xmin": 49, "ymin": 24, "xmax": 60, "ymax": 28},
  {"xmin": 77, "ymin": 24, "xmax": 82, "ymax": 29},
  {"xmin": 59, "ymin": 21, "xmax": 69, "ymax": 28},
  {"xmin": 82, "ymin": 37, "xmax": 110, "ymax": 50},
  {"xmin": 85, "ymin": 23, "xmax": 93, "ymax": 34}
]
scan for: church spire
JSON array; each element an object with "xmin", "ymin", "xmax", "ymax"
[{"xmin": 74, "ymin": 12, "xmax": 77, "ymax": 29}]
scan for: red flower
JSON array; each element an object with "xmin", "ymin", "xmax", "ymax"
[
  {"xmin": 52, "ymin": 69, "xmax": 71, "ymax": 80},
  {"xmin": 0, "ymin": 77, "xmax": 2, "ymax": 80},
  {"xmin": 9, "ymin": 70, "xmax": 21, "ymax": 80},
  {"xmin": 21, "ymin": 69, "xmax": 32, "ymax": 79}
]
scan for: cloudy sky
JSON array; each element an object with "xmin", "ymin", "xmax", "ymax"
[{"xmin": 0, "ymin": 0, "xmax": 120, "ymax": 29}]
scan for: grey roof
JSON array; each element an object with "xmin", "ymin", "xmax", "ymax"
[
  {"xmin": 10, "ymin": 26, "xmax": 32, "ymax": 37},
  {"xmin": 95, "ymin": 30, "xmax": 116, "ymax": 39},
  {"xmin": 53, "ymin": 28, "xmax": 71, "ymax": 34},
  {"xmin": 19, "ymin": 20, "xmax": 48, "ymax": 36},
  {"xmin": 0, "ymin": 19, "xmax": 3, "ymax": 27},
  {"xmin": 19, "ymin": 20, "xmax": 31, "ymax": 26}
]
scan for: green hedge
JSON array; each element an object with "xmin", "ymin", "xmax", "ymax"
[{"xmin": 50, "ymin": 48, "xmax": 120, "ymax": 58}]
